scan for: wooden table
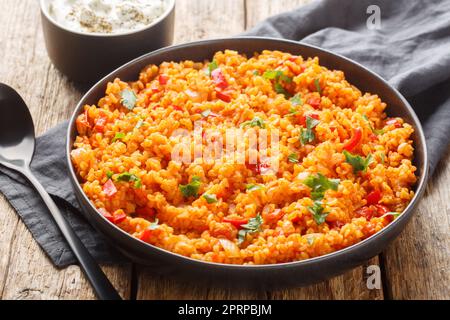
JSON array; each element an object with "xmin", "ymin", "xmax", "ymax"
[{"xmin": 0, "ymin": 0, "xmax": 448, "ymax": 300}]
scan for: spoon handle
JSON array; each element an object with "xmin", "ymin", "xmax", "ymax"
[{"xmin": 22, "ymin": 167, "xmax": 122, "ymax": 300}]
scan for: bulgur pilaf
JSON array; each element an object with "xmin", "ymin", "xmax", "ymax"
[{"xmin": 71, "ymin": 50, "xmax": 417, "ymax": 264}]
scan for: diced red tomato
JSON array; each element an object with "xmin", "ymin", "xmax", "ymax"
[
  {"xmin": 307, "ymin": 96, "xmax": 321, "ymax": 109},
  {"xmin": 158, "ymin": 74, "xmax": 169, "ymax": 85},
  {"xmin": 329, "ymin": 220, "xmax": 345, "ymax": 229},
  {"xmin": 98, "ymin": 208, "xmax": 114, "ymax": 223},
  {"xmin": 112, "ymin": 209, "xmax": 127, "ymax": 224},
  {"xmin": 215, "ymin": 90, "xmax": 232, "ymax": 103},
  {"xmin": 262, "ymin": 209, "xmax": 284, "ymax": 222},
  {"xmin": 343, "ymin": 128, "xmax": 362, "ymax": 151},
  {"xmin": 223, "ymin": 217, "xmax": 248, "ymax": 229},
  {"xmin": 386, "ymin": 118, "xmax": 402, "ymax": 128},
  {"xmin": 103, "ymin": 179, "xmax": 117, "ymax": 197},
  {"xmin": 93, "ymin": 116, "xmax": 107, "ymax": 133},
  {"xmin": 366, "ymin": 190, "xmax": 381, "ymax": 205},
  {"xmin": 211, "ymin": 68, "xmax": 228, "ymax": 89}
]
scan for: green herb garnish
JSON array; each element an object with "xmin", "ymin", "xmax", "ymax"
[
  {"xmin": 179, "ymin": 176, "xmax": 202, "ymax": 198},
  {"xmin": 241, "ymin": 116, "xmax": 266, "ymax": 129},
  {"xmin": 112, "ymin": 132, "xmax": 126, "ymax": 142},
  {"xmin": 245, "ymin": 184, "xmax": 265, "ymax": 192},
  {"xmin": 308, "ymin": 201, "xmax": 328, "ymax": 225},
  {"xmin": 206, "ymin": 60, "xmax": 218, "ymax": 76},
  {"xmin": 314, "ymin": 78, "xmax": 322, "ymax": 95},
  {"xmin": 115, "ymin": 172, "xmax": 142, "ymax": 188},
  {"xmin": 303, "ymin": 173, "xmax": 340, "ymax": 201},
  {"xmin": 290, "ymin": 94, "xmax": 303, "ymax": 106},
  {"xmin": 263, "ymin": 70, "xmax": 292, "ymax": 96},
  {"xmin": 120, "ymin": 89, "xmax": 137, "ymax": 110},
  {"xmin": 288, "ymin": 153, "xmax": 299, "ymax": 163},
  {"xmin": 300, "ymin": 116, "xmax": 320, "ymax": 145},
  {"xmin": 106, "ymin": 171, "xmax": 114, "ymax": 179},
  {"xmin": 202, "ymin": 193, "xmax": 218, "ymax": 204},
  {"xmin": 238, "ymin": 214, "xmax": 263, "ymax": 244},
  {"xmin": 343, "ymin": 151, "xmax": 374, "ymax": 173},
  {"xmin": 363, "ymin": 115, "xmax": 385, "ymax": 135}
]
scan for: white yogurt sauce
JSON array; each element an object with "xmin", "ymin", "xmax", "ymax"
[{"xmin": 47, "ymin": 0, "xmax": 170, "ymax": 34}]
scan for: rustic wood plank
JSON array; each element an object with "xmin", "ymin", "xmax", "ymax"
[
  {"xmin": 245, "ymin": 0, "xmax": 312, "ymax": 30},
  {"xmin": 0, "ymin": 0, "xmax": 132, "ymax": 299},
  {"xmin": 381, "ymin": 148, "xmax": 450, "ymax": 300}
]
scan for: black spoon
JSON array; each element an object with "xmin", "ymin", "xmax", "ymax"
[{"xmin": 0, "ymin": 83, "xmax": 122, "ymax": 300}]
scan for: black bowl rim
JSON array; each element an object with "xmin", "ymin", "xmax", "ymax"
[
  {"xmin": 66, "ymin": 36, "xmax": 429, "ymax": 270},
  {"xmin": 39, "ymin": 0, "xmax": 176, "ymax": 38}
]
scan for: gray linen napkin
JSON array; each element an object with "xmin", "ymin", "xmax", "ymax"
[{"xmin": 1, "ymin": 0, "xmax": 449, "ymax": 267}]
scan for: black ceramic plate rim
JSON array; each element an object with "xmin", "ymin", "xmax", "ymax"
[
  {"xmin": 39, "ymin": 0, "xmax": 175, "ymax": 38},
  {"xmin": 66, "ymin": 36, "xmax": 429, "ymax": 270}
]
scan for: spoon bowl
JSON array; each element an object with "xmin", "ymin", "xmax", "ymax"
[
  {"xmin": 0, "ymin": 84, "xmax": 35, "ymax": 167},
  {"xmin": 0, "ymin": 83, "xmax": 121, "ymax": 300}
]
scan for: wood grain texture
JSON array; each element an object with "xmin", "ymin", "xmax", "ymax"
[
  {"xmin": 381, "ymin": 148, "xmax": 450, "ymax": 300},
  {"xmin": 0, "ymin": 0, "xmax": 132, "ymax": 300}
]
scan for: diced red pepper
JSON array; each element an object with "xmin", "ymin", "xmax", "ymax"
[
  {"xmin": 98, "ymin": 208, "xmax": 114, "ymax": 223},
  {"xmin": 215, "ymin": 90, "xmax": 232, "ymax": 103},
  {"xmin": 112, "ymin": 210, "xmax": 127, "ymax": 224},
  {"xmin": 297, "ymin": 113, "xmax": 319, "ymax": 126},
  {"xmin": 366, "ymin": 190, "xmax": 382, "ymax": 205},
  {"xmin": 288, "ymin": 55, "xmax": 298, "ymax": 62},
  {"xmin": 307, "ymin": 96, "xmax": 321, "ymax": 109},
  {"xmin": 386, "ymin": 118, "xmax": 402, "ymax": 128},
  {"xmin": 140, "ymin": 229, "xmax": 153, "ymax": 242},
  {"xmin": 375, "ymin": 204, "xmax": 389, "ymax": 215},
  {"xmin": 172, "ymin": 105, "xmax": 183, "ymax": 111},
  {"xmin": 329, "ymin": 220, "xmax": 345, "ymax": 229},
  {"xmin": 355, "ymin": 206, "xmax": 377, "ymax": 220},
  {"xmin": 159, "ymin": 74, "xmax": 169, "ymax": 85},
  {"xmin": 103, "ymin": 179, "xmax": 117, "ymax": 197},
  {"xmin": 343, "ymin": 128, "xmax": 362, "ymax": 151},
  {"xmin": 93, "ymin": 116, "xmax": 107, "ymax": 133},
  {"xmin": 223, "ymin": 217, "xmax": 248, "ymax": 229},
  {"xmin": 211, "ymin": 68, "xmax": 228, "ymax": 90}
]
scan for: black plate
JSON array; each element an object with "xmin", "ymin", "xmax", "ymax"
[{"xmin": 66, "ymin": 37, "xmax": 429, "ymax": 290}]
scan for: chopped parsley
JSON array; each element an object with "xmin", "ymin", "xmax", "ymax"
[
  {"xmin": 120, "ymin": 89, "xmax": 137, "ymax": 110},
  {"xmin": 308, "ymin": 201, "xmax": 328, "ymax": 225},
  {"xmin": 314, "ymin": 78, "xmax": 322, "ymax": 95},
  {"xmin": 106, "ymin": 171, "xmax": 114, "ymax": 179},
  {"xmin": 241, "ymin": 116, "xmax": 266, "ymax": 129},
  {"xmin": 202, "ymin": 193, "xmax": 218, "ymax": 204},
  {"xmin": 206, "ymin": 60, "xmax": 218, "ymax": 76},
  {"xmin": 290, "ymin": 94, "xmax": 303, "ymax": 106},
  {"xmin": 112, "ymin": 132, "xmax": 126, "ymax": 142},
  {"xmin": 288, "ymin": 153, "xmax": 299, "ymax": 163},
  {"xmin": 115, "ymin": 172, "xmax": 142, "ymax": 188},
  {"xmin": 303, "ymin": 173, "xmax": 340, "ymax": 200},
  {"xmin": 363, "ymin": 115, "xmax": 385, "ymax": 135},
  {"xmin": 179, "ymin": 176, "xmax": 202, "ymax": 198},
  {"xmin": 343, "ymin": 151, "xmax": 374, "ymax": 173},
  {"xmin": 245, "ymin": 184, "xmax": 265, "ymax": 192},
  {"xmin": 300, "ymin": 115, "xmax": 320, "ymax": 145},
  {"xmin": 263, "ymin": 70, "xmax": 292, "ymax": 97},
  {"xmin": 237, "ymin": 214, "xmax": 263, "ymax": 245},
  {"xmin": 253, "ymin": 70, "xmax": 260, "ymax": 75}
]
